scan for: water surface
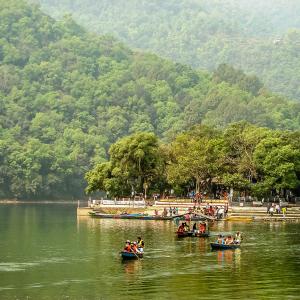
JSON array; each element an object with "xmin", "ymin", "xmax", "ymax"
[{"xmin": 0, "ymin": 204, "xmax": 299, "ymax": 299}]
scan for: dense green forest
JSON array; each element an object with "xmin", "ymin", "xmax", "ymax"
[
  {"xmin": 36, "ymin": 0, "xmax": 300, "ymax": 100},
  {"xmin": 86, "ymin": 123, "xmax": 300, "ymax": 199},
  {"xmin": 0, "ymin": 0, "xmax": 300, "ymax": 199}
]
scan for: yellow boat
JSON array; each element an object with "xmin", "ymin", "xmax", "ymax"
[{"xmin": 225, "ymin": 216, "xmax": 253, "ymax": 222}]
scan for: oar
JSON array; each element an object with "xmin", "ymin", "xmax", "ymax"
[{"xmin": 132, "ymin": 250, "xmax": 140, "ymax": 259}]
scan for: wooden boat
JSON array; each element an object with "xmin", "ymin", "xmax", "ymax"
[
  {"xmin": 226, "ymin": 216, "xmax": 253, "ymax": 222},
  {"xmin": 210, "ymin": 243, "xmax": 240, "ymax": 250},
  {"xmin": 176, "ymin": 231, "xmax": 192, "ymax": 238},
  {"xmin": 120, "ymin": 251, "xmax": 143, "ymax": 260},
  {"xmin": 89, "ymin": 212, "xmax": 173, "ymax": 220},
  {"xmin": 192, "ymin": 231, "xmax": 210, "ymax": 238}
]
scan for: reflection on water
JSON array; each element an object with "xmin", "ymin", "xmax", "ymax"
[{"xmin": 0, "ymin": 204, "xmax": 300, "ymax": 299}]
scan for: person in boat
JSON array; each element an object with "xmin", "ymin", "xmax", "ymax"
[
  {"xmin": 199, "ymin": 222, "xmax": 206, "ymax": 234},
  {"xmin": 131, "ymin": 242, "xmax": 138, "ymax": 253},
  {"xmin": 225, "ymin": 236, "xmax": 233, "ymax": 245},
  {"xmin": 183, "ymin": 222, "xmax": 190, "ymax": 232},
  {"xmin": 131, "ymin": 242, "xmax": 141, "ymax": 254},
  {"xmin": 137, "ymin": 237, "xmax": 144, "ymax": 248},
  {"xmin": 217, "ymin": 234, "xmax": 224, "ymax": 244},
  {"xmin": 233, "ymin": 237, "xmax": 239, "ymax": 245},
  {"xmin": 124, "ymin": 240, "xmax": 132, "ymax": 252},
  {"xmin": 235, "ymin": 232, "xmax": 242, "ymax": 244},
  {"xmin": 192, "ymin": 222, "xmax": 197, "ymax": 232},
  {"xmin": 178, "ymin": 223, "xmax": 185, "ymax": 233}
]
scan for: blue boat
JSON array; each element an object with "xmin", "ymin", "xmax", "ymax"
[
  {"xmin": 176, "ymin": 231, "xmax": 210, "ymax": 238},
  {"xmin": 89, "ymin": 212, "xmax": 172, "ymax": 220},
  {"xmin": 120, "ymin": 251, "xmax": 143, "ymax": 260},
  {"xmin": 210, "ymin": 243, "xmax": 240, "ymax": 250}
]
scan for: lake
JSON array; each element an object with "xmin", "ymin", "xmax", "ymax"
[{"xmin": 0, "ymin": 204, "xmax": 299, "ymax": 299}]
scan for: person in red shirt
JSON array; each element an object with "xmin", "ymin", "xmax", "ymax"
[
  {"xmin": 124, "ymin": 240, "xmax": 131, "ymax": 252},
  {"xmin": 131, "ymin": 242, "xmax": 141, "ymax": 253},
  {"xmin": 199, "ymin": 223, "xmax": 206, "ymax": 233}
]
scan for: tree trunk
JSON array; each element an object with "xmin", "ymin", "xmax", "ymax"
[{"xmin": 195, "ymin": 178, "xmax": 200, "ymax": 194}]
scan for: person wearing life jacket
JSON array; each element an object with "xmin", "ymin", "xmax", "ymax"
[
  {"xmin": 124, "ymin": 240, "xmax": 131, "ymax": 252},
  {"xmin": 131, "ymin": 242, "xmax": 139, "ymax": 253},
  {"xmin": 183, "ymin": 222, "xmax": 190, "ymax": 232},
  {"xmin": 137, "ymin": 237, "xmax": 144, "ymax": 249}
]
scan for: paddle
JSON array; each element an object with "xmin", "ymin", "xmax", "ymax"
[{"xmin": 132, "ymin": 250, "xmax": 140, "ymax": 259}]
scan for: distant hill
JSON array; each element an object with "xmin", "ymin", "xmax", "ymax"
[
  {"xmin": 36, "ymin": 0, "xmax": 300, "ymax": 100},
  {"xmin": 0, "ymin": 0, "xmax": 299, "ymax": 199}
]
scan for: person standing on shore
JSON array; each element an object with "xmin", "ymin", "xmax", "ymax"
[
  {"xmin": 269, "ymin": 206, "xmax": 274, "ymax": 216},
  {"xmin": 282, "ymin": 206, "xmax": 287, "ymax": 218}
]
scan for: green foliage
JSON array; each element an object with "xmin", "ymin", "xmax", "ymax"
[
  {"xmin": 86, "ymin": 132, "xmax": 166, "ymax": 197},
  {"xmin": 38, "ymin": 0, "xmax": 300, "ymax": 100},
  {"xmin": 167, "ymin": 123, "xmax": 300, "ymax": 197},
  {"xmin": 1, "ymin": 0, "xmax": 300, "ymax": 199},
  {"xmin": 167, "ymin": 126, "xmax": 224, "ymax": 193},
  {"xmin": 86, "ymin": 123, "xmax": 300, "ymax": 198},
  {"xmin": 253, "ymin": 134, "xmax": 300, "ymax": 195}
]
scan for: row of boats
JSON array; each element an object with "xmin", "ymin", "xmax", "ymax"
[
  {"xmin": 89, "ymin": 210, "xmax": 240, "ymax": 259},
  {"xmin": 121, "ymin": 225, "xmax": 242, "ymax": 260},
  {"xmin": 89, "ymin": 211, "xmax": 215, "ymax": 221},
  {"xmin": 121, "ymin": 240, "xmax": 241, "ymax": 260}
]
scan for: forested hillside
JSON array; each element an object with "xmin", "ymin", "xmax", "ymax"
[
  {"xmin": 36, "ymin": 0, "xmax": 300, "ymax": 100},
  {"xmin": 0, "ymin": 0, "xmax": 299, "ymax": 199}
]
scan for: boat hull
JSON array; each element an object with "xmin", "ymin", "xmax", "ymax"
[
  {"xmin": 210, "ymin": 243, "xmax": 240, "ymax": 250},
  {"xmin": 176, "ymin": 231, "xmax": 192, "ymax": 238},
  {"xmin": 120, "ymin": 251, "xmax": 143, "ymax": 260},
  {"xmin": 89, "ymin": 212, "xmax": 173, "ymax": 220},
  {"xmin": 192, "ymin": 232, "xmax": 210, "ymax": 238},
  {"xmin": 177, "ymin": 231, "xmax": 210, "ymax": 238}
]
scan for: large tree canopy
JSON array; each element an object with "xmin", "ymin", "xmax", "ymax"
[
  {"xmin": 85, "ymin": 132, "xmax": 166, "ymax": 197},
  {"xmin": 86, "ymin": 123, "xmax": 300, "ymax": 200}
]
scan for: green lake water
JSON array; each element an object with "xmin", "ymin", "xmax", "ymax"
[{"xmin": 0, "ymin": 204, "xmax": 299, "ymax": 300}]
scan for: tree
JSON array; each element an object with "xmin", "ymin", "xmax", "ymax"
[
  {"xmin": 167, "ymin": 125, "xmax": 224, "ymax": 194},
  {"xmin": 253, "ymin": 134, "xmax": 300, "ymax": 196},
  {"xmin": 85, "ymin": 132, "xmax": 166, "ymax": 198}
]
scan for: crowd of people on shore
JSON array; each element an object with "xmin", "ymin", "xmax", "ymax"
[
  {"xmin": 160, "ymin": 207, "xmax": 179, "ymax": 217},
  {"xmin": 267, "ymin": 202, "xmax": 287, "ymax": 217},
  {"xmin": 216, "ymin": 232, "xmax": 242, "ymax": 245},
  {"xmin": 158, "ymin": 204, "xmax": 228, "ymax": 220},
  {"xmin": 186, "ymin": 204, "xmax": 228, "ymax": 219},
  {"xmin": 123, "ymin": 237, "xmax": 144, "ymax": 254}
]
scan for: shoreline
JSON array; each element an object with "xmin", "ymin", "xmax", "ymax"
[
  {"xmin": 0, "ymin": 200, "xmax": 79, "ymax": 204},
  {"xmin": 77, "ymin": 205, "xmax": 300, "ymax": 221}
]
